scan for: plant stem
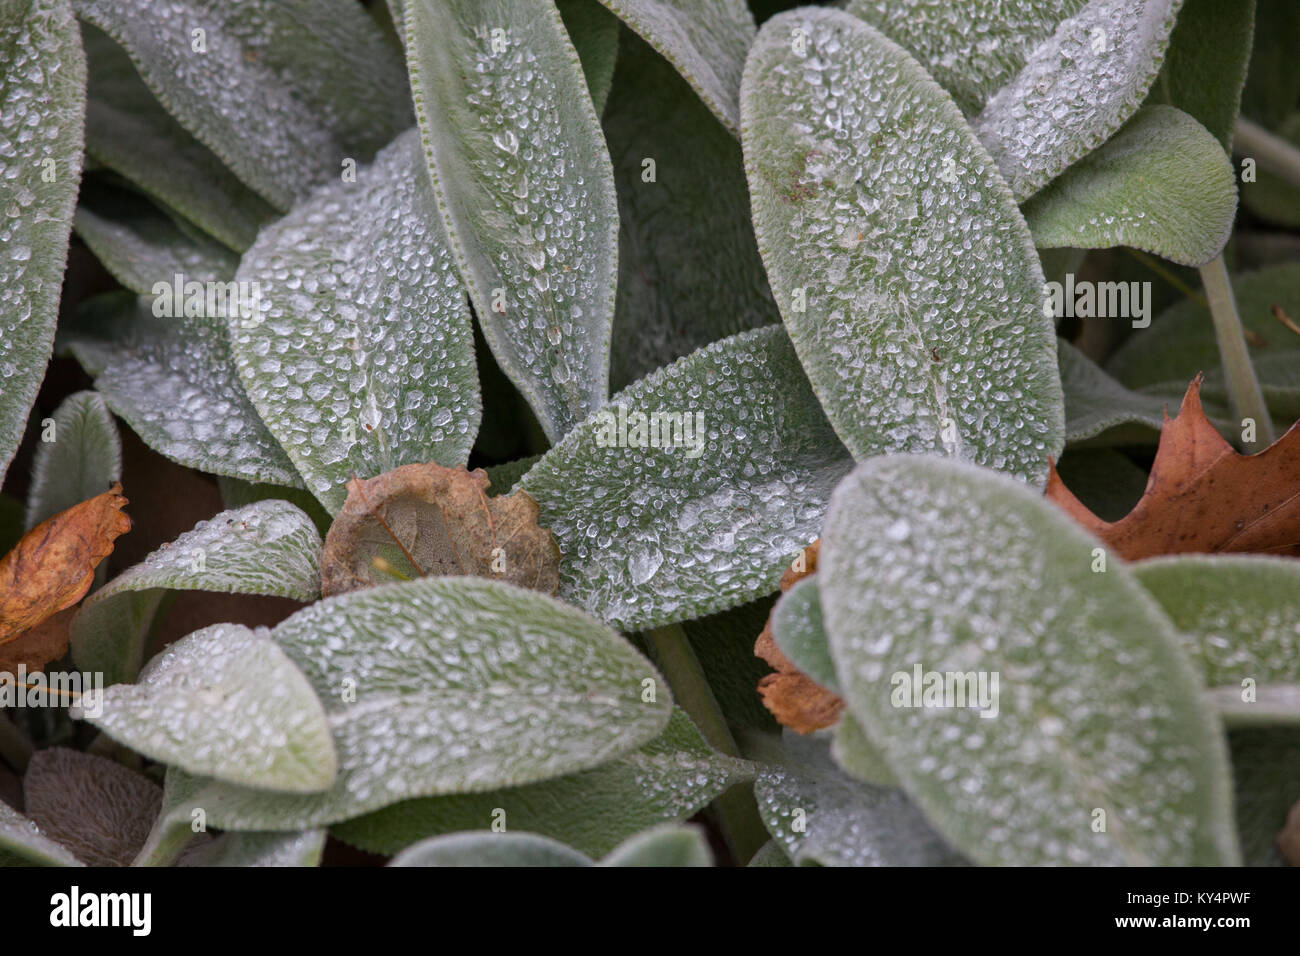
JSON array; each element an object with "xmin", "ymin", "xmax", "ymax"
[
  {"xmin": 1199, "ymin": 255, "xmax": 1276, "ymax": 449},
  {"xmin": 1235, "ymin": 117, "xmax": 1300, "ymax": 190},
  {"xmin": 643, "ymin": 624, "xmax": 769, "ymax": 864},
  {"xmin": 1124, "ymin": 248, "xmax": 1206, "ymax": 307}
]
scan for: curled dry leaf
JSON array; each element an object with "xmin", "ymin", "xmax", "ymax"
[
  {"xmin": 321, "ymin": 463, "xmax": 560, "ymax": 598},
  {"xmin": 754, "ymin": 541, "xmax": 844, "ymax": 734},
  {"xmin": 1047, "ymin": 379, "xmax": 1300, "ymax": 560},
  {"xmin": 0, "ymin": 484, "xmax": 130, "ymax": 655},
  {"xmin": 0, "ymin": 607, "xmax": 76, "ymax": 675}
]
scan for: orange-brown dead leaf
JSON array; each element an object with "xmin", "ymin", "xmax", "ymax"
[
  {"xmin": 0, "ymin": 484, "xmax": 130, "ymax": 647},
  {"xmin": 754, "ymin": 541, "xmax": 845, "ymax": 734},
  {"xmin": 1046, "ymin": 378, "xmax": 1300, "ymax": 560},
  {"xmin": 321, "ymin": 462, "xmax": 560, "ymax": 597}
]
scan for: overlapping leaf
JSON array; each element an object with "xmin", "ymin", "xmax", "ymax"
[
  {"xmin": 146, "ymin": 577, "xmax": 671, "ymax": 830},
  {"xmin": 64, "ymin": 294, "xmax": 301, "ymax": 486},
  {"xmin": 230, "ymin": 130, "xmax": 480, "ymax": 514},
  {"xmin": 742, "ymin": 9, "xmax": 1063, "ymax": 486},
  {"xmin": 0, "ymin": 0, "xmax": 85, "ymax": 485},
  {"xmin": 82, "ymin": 623, "xmax": 338, "ymax": 792},
  {"xmin": 73, "ymin": 0, "xmax": 411, "ymax": 211},
  {"xmin": 1023, "ymin": 106, "xmax": 1237, "ymax": 267},
  {"xmin": 971, "ymin": 0, "xmax": 1182, "ymax": 200},
  {"xmin": 820, "ymin": 455, "xmax": 1238, "ymax": 865},
  {"xmin": 520, "ymin": 325, "xmax": 852, "ymax": 631},
  {"xmin": 70, "ymin": 500, "xmax": 322, "ymax": 685},
  {"xmin": 332, "ymin": 709, "xmax": 755, "ymax": 857},
  {"xmin": 405, "ymin": 0, "xmax": 616, "ymax": 442}
]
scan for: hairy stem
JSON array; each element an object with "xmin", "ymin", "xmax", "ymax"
[
  {"xmin": 1199, "ymin": 255, "xmax": 1276, "ymax": 449},
  {"xmin": 1235, "ymin": 117, "xmax": 1300, "ymax": 191},
  {"xmin": 643, "ymin": 624, "xmax": 768, "ymax": 864}
]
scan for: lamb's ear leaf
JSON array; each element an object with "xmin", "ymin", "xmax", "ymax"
[
  {"xmin": 69, "ymin": 500, "xmax": 322, "ymax": 685},
  {"xmin": 389, "ymin": 832, "xmax": 594, "ymax": 867},
  {"xmin": 0, "ymin": 0, "xmax": 85, "ymax": 487},
  {"xmin": 330, "ymin": 708, "xmax": 756, "ymax": 858},
  {"xmin": 80, "ymin": 623, "xmax": 337, "ymax": 793},
  {"xmin": 0, "ymin": 801, "xmax": 84, "ymax": 867},
  {"xmin": 771, "ymin": 577, "xmax": 838, "ymax": 694},
  {"xmin": 71, "ymin": 0, "xmax": 411, "ymax": 211},
  {"xmin": 62, "ymin": 294, "xmax": 301, "ymax": 487},
  {"xmin": 845, "ymin": 0, "xmax": 1081, "ymax": 116},
  {"xmin": 972, "ymin": 0, "xmax": 1182, "ymax": 200},
  {"xmin": 1142, "ymin": 0, "xmax": 1255, "ymax": 151},
  {"xmin": 229, "ymin": 130, "xmax": 479, "ymax": 514},
  {"xmin": 74, "ymin": 179, "xmax": 240, "ymax": 294},
  {"xmin": 79, "ymin": 22, "xmax": 274, "ymax": 250},
  {"xmin": 1058, "ymin": 338, "xmax": 1177, "ymax": 444},
  {"xmin": 1227, "ymin": 728, "xmax": 1300, "ymax": 867},
  {"xmin": 819, "ymin": 455, "xmax": 1240, "ymax": 865},
  {"xmin": 1024, "ymin": 106, "xmax": 1237, "ymax": 267},
  {"xmin": 1134, "ymin": 555, "xmax": 1300, "ymax": 726},
  {"xmin": 1104, "ymin": 262, "xmax": 1300, "ymax": 396},
  {"xmin": 593, "ymin": 0, "xmax": 753, "ymax": 136},
  {"xmin": 747, "ymin": 839, "xmax": 793, "ymax": 867},
  {"xmin": 1240, "ymin": 0, "xmax": 1300, "ymax": 130},
  {"xmin": 146, "ymin": 577, "xmax": 672, "ymax": 830},
  {"xmin": 598, "ymin": 824, "xmax": 712, "ymax": 866},
  {"xmin": 832, "ymin": 712, "xmax": 898, "ymax": 787},
  {"xmin": 557, "ymin": 0, "xmax": 620, "ymax": 115},
  {"xmin": 755, "ymin": 732, "xmax": 965, "ymax": 866},
  {"xmin": 216, "ymin": 476, "xmax": 332, "ymax": 538},
  {"xmin": 178, "ymin": 829, "xmax": 326, "ymax": 868},
  {"xmin": 606, "ymin": 30, "xmax": 777, "ymax": 392},
  {"xmin": 404, "ymin": 0, "xmax": 617, "ymax": 443},
  {"xmin": 520, "ymin": 326, "xmax": 852, "ymax": 631},
  {"xmin": 24, "ymin": 391, "xmax": 121, "ymax": 530},
  {"xmin": 742, "ymin": 9, "xmax": 1063, "ymax": 487}
]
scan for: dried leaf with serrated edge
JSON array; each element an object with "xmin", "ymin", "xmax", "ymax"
[
  {"xmin": 0, "ymin": 484, "xmax": 130, "ymax": 644},
  {"xmin": 321, "ymin": 463, "xmax": 559, "ymax": 597},
  {"xmin": 754, "ymin": 541, "xmax": 844, "ymax": 734},
  {"xmin": 1047, "ymin": 377, "xmax": 1300, "ymax": 559}
]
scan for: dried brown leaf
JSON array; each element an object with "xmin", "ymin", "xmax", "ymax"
[
  {"xmin": 321, "ymin": 462, "xmax": 560, "ymax": 597},
  {"xmin": 1046, "ymin": 378, "xmax": 1300, "ymax": 559},
  {"xmin": 0, "ymin": 484, "xmax": 130, "ymax": 644},
  {"xmin": 754, "ymin": 541, "xmax": 844, "ymax": 734}
]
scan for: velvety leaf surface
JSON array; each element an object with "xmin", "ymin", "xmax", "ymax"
[
  {"xmin": 557, "ymin": 0, "xmax": 619, "ymax": 115},
  {"xmin": 820, "ymin": 455, "xmax": 1239, "ymax": 865},
  {"xmin": 1133, "ymin": 555, "xmax": 1300, "ymax": 688},
  {"xmin": 65, "ymin": 294, "xmax": 302, "ymax": 486},
  {"xmin": 390, "ymin": 831, "xmax": 593, "ymax": 866},
  {"xmin": 82, "ymin": 623, "xmax": 338, "ymax": 793},
  {"xmin": 521, "ymin": 325, "xmax": 852, "ymax": 630},
  {"xmin": 151, "ymin": 577, "xmax": 671, "ymax": 830},
  {"xmin": 24, "ymin": 390, "xmax": 120, "ymax": 529},
  {"xmin": 770, "ymin": 576, "xmax": 838, "ymax": 693},
  {"xmin": 0, "ymin": 0, "xmax": 85, "ymax": 486},
  {"xmin": 178, "ymin": 829, "xmax": 326, "ymax": 868},
  {"xmin": 597, "ymin": 824, "xmax": 711, "ymax": 866},
  {"xmin": 1143, "ymin": 0, "xmax": 1254, "ymax": 150},
  {"xmin": 595, "ymin": 0, "xmax": 754, "ymax": 136},
  {"xmin": 231, "ymin": 130, "xmax": 480, "ymax": 513},
  {"xmin": 72, "ymin": 0, "xmax": 411, "ymax": 211},
  {"xmin": 971, "ymin": 0, "xmax": 1182, "ymax": 200},
  {"xmin": 755, "ymin": 732, "xmax": 964, "ymax": 866},
  {"xmin": 405, "ymin": 0, "xmax": 616, "ymax": 442},
  {"xmin": 1059, "ymin": 338, "xmax": 1175, "ymax": 442},
  {"xmin": 79, "ymin": 22, "xmax": 274, "ymax": 250},
  {"xmin": 1023, "ymin": 106, "xmax": 1237, "ymax": 267},
  {"xmin": 846, "ymin": 0, "xmax": 1084, "ymax": 115},
  {"xmin": 605, "ymin": 30, "xmax": 777, "ymax": 391},
  {"xmin": 742, "ymin": 8, "xmax": 1063, "ymax": 485},
  {"xmin": 70, "ymin": 500, "xmax": 322, "ymax": 685},
  {"xmin": 331, "ymin": 709, "xmax": 756, "ymax": 857}
]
